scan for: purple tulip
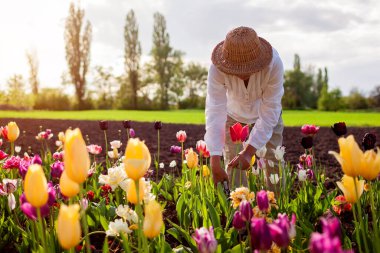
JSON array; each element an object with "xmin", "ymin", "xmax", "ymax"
[
  {"xmin": 19, "ymin": 158, "xmax": 31, "ymax": 179},
  {"xmin": 233, "ymin": 211, "xmax": 245, "ymax": 230},
  {"xmin": 250, "ymin": 218, "xmax": 272, "ymax": 251},
  {"xmin": 47, "ymin": 182, "xmax": 56, "ymax": 206},
  {"xmin": 19, "ymin": 193, "xmax": 50, "ymax": 220},
  {"xmin": 170, "ymin": 145, "xmax": 182, "ymax": 154},
  {"xmin": 53, "ymin": 151, "xmax": 63, "ymax": 161},
  {"xmin": 306, "ymin": 169, "xmax": 315, "ymax": 180},
  {"xmin": 239, "ymin": 200, "xmax": 253, "ymax": 221},
  {"xmin": 129, "ymin": 128, "xmax": 135, "ymax": 138},
  {"xmin": 31, "ymin": 155, "xmax": 42, "ymax": 165},
  {"xmin": 256, "ymin": 190, "xmax": 269, "ymax": 211},
  {"xmin": 321, "ymin": 218, "xmax": 341, "ymax": 240},
  {"xmin": 192, "ymin": 227, "xmax": 217, "ymax": 253},
  {"xmin": 50, "ymin": 161, "xmax": 64, "ymax": 179},
  {"xmin": 269, "ymin": 213, "xmax": 296, "ymax": 248}
]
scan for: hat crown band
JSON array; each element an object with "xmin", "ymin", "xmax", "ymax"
[{"xmin": 222, "ymin": 27, "xmax": 262, "ymax": 64}]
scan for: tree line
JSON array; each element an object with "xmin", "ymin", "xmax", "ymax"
[{"xmin": 0, "ymin": 2, "xmax": 379, "ymax": 111}]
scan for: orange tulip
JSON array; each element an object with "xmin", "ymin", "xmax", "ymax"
[
  {"xmin": 60, "ymin": 170, "xmax": 80, "ymax": 198},
  {"xmin": 186, "ymin": 148, "xmax": 198, "ymax": 169}
]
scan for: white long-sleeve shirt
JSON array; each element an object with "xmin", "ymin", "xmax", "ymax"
[{"xmin": 204, "ymin": 48, "xmax": 284, "ymax": 156}]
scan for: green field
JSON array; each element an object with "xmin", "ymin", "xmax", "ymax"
[{"xmin": 0, "ymin": 110, "xmax": 379, "ymax": 126}]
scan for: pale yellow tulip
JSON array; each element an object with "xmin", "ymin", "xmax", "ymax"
[
  {"xmin": 202, "ymin": 165, "xmax": 210, "ymax": 177},
  {"xmin": 25, "ymin": 164, "xmax": 48, "ymax": 208},
  {"xmin": 126, "ymin": 178, "xmax": 145, "ymax": 204},
  {"xmin": 58, "ymin": 132, "xmax": 65, "ymax": 143},
  {"xmin": 336, "ymin": 175, "xmax": 365, "ymax": 203},
  {"xmin": 60, "ymin": 170, "xmax": 80, "ymax": 198},
  {"xmin": 57, "ymin": 204, "xmax": 81, "ymax": 249},
  {"xmin": 360, "ymin": 148, "xmax": 380, "ymax": 180},
  {"xmin": 329, "ymin": 135, "xmax": 363, "ymax": 177},
  {"xmin": 64, "ymin": 128, "xmax": 90, "ymax": 183},
  {"xmin": 143, "ymin": 200, "xmax": 163, "ymax": 238},
  {"xmin": 124, "ymin": 138, "xmax": 151, "ymax": 181},
  {"xmin": 186, "ymin": 148, "xmax": 198, "ymax": 169}
]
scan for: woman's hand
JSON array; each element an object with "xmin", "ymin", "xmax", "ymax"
[
  {"xmin": 210, "ymin": 156, "xmax": 228, "ymax": 186},
  {"xmin": 228, "ymin": 144, "xmax": 256, "ymax": 170}
]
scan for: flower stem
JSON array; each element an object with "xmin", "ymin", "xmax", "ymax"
[
  {"xmin": 10, "ymin": 141, "xmax": 14, "ymax": 157},
  {"xmin": 353, "ymin": 177, "xmax": 370, "ymax": 253},
  {"xmin": 79, "ymin": 184, "xmax": 91, "ymax": 253},
  {"xmin": 36, "ymin": 208, "xmax": 48, "ymax": 253},
  {"xmin": 156, "ymin": 130, "xmax": 160, "ymax": 182},
  {"xmin": 104, "ymin": 130, "xmax": 109, "ymax": 167},
  {"xmin": 135, "ymin": 179, "xmax": 148, "ymax": 253},
  {"xmin": 370, "ymin": 182, "xmax": 380, "ymax": 252}
]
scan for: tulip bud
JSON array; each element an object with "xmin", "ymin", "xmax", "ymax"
[
  {"xmin": 256, "ymin": 190, "xmax": 269, "ymax": 211},
  {"xmin": 126, "ymin": 178, "xmax": 145, "ymax": 204},
  {"xmin": 192, "ymin": 227, "xmax": 217, "ymax": 253},
  {"xmin": 60, "ymin": 170, "xmax": 80, "ymax": 198},
  {"xmin": 321, "ymin": 218, "xmax": 341, "ymax": 239},
  {"xmin": 301, "ymin": 136, "xmax": 313, "ymax": 149},
  {"xmin": 239, "ymin": 200, "xmax": 253, "ymax": 221},
  {"xmin": 170, "ymin": 145, "xmax": 181, "ymax": 154},
  {"xmin": 232, "ymin": 211, "xmax": 245, "ymax": 230},
  {"xmin": 124, "ymin": 138, "xmax": 151, "ymax": 180},
  {"xmin": 24, "ymin": 164, "xmax": 48, "ymax": 208},
  {"xmin": 331, "ymin": 122, "xmax": 347, "ymax": 137},
  {"xmin": 123, "ymin": 120, "xmax": 132, "ymax": 129},
  {"xmin": 176, "ymin": 130, "xmax": 187, "ymax": 143},
  {"xmin": 336, "ymin": 175, "xmax": 364, "ymax": 203},
  {"xmin": 129, "ymin": 128, "xmax": 136, "ymax": 138},
  {"xmin": 250, "ymin": 218, "xmax": 272, "ymax": 251},
  {"xmin": 143, "ymin": 200, "xmax": 163, "ymax": 238},
  {"xmin": 362, "ymin": 133, "xmax": 376, "ymax": 151},
  {"xmin": 99, "ymin": 120, "xmax": 108, "ymax": 131},
  {"xmin": 31, "ymin": 155, "xmax": 42, "ymax": 165},
  {"xmin": 64, "ymin": 128, "xmax": 90, "ymax": 183},
  {"xmin": 186, "ymin": 148, "xmax": 199, "ymax": 169},
  {"xmin": 202, "ymin": 165, "xmax": 210, "ymax": 177},
  {"xmin": 154, "ymin": 121, "xmax": 162, "ymax": 130},
  {"xmin": 57, "ymin": 204, "xmax": 81, "ymax": 249},
  {"xmin": 7, "ymin": 122, "xmax": 20, "ymax": 142}
]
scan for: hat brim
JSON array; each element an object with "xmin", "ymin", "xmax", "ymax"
[{"xmin": 211, "ymin": 37, "xmax": 273, "ymax": 76}]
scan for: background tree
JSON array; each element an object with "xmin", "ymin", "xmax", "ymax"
[
  {"xmin": 147, "ymin": 12, "xmax": 183, "ymax": 109},
  {"xmin": 64, "ymin": 2, "xmax": 92, "ymax": 109},
  {"xmin": 179, "ymin": 62, "xmax": 208, "ymax": 109},
  {"xmin": 282, "ymin": 54, "xmax": 315, "ymax": 109},
  {"xmin": 345, "ymin": 88, "xmax": 368, "ymax": 110},
  {"xmin": 368, "ymin": 85, "xmax": 380, "ymax": 109},
  {"xmin": 5, "ymin": 74, "xmax": 33, "ymax": 109},
  {"xmin": 92, "ymin": 66, "xmax": 116, "ymax": 109},
  {"xmin": 123, "ymin": 9, "xmax": 141, "ymax": 109},
  {"xmin": 26, "ymin": 50, "xmax": 39, "ymax": 95}
]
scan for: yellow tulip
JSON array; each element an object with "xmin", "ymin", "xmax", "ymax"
[
  {"xmin": 126, "ymin": 178, "xmax": 145, "ymax": 204},
  {"xmin": 124, "ymin": 138, "xmax": 151, "ymax": 181},
  {"xmin": 7, "ymin": 122, "xmax": 20, "ymax": 142},
  {"xmin": 329, "ymin": 135, "xmax": 363, "ymax": 177},
  {"xmin": 186, "ymin": 148, "xmax": 199, "ymax": 169},
  {"xmin": 360, "ymin": 148, "xmax": 380, "ymax": 180},
  {"xmin": 57, "ymin": 204, "xmax": 81, "ymax": 249},
  {"xmin": 60, "ymin": 170, "xmax": 80, "ymax": 198},
  {"xmin": 143, "ymin": 200, "xmax": 163, "ymax": 238},
  {"xmin": 64, "ymin": 128, "xmax": 90, "ymax": 183},
  {"xmin": 250, "ymin": 155, "xmax": 256, "ymax": 166},
  {"xmin": 58, "ymin": 132, "xmax": 65, "ymax": 143},
  {"xmin": 202, "ymin": 165, "xmax": 210, "ymax": 177},
  {"xmin": 25, "ymin": 164, "xmax": 48, "ymax": 208},
  {"xmin": 336, "ymin": 175, "xmax": 365, "ymax": 203}
]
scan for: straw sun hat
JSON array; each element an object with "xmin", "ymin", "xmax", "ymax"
[{"xmin": 211, "ymin": 26, "xmax": 273, "ymax": 76}]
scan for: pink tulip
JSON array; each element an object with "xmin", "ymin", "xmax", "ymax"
[
  {"xmin": 192, "ymin": 227, "xmax": 217, "ymax": 253},
  {"xmin": 87, "ymin": 144, "xmax": 102, "ymax": 155},
  {"xmin": 301, "ymin": 124, "xmax": 320, "ymax": 136},
  {"xmin": 230, "ymin": 123, "xmax": 249, "ymax": 144},
  {"xmin": 0, "ymin": 150, "xmax": 8, "ymax": 160},
  {"xmin": 176, "ymin": 130, "xmax": 187, "ymax": 143}
]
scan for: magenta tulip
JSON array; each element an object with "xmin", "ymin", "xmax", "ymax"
[
  {"xmin": 229, "ymin": 122, "xmax": 249, "ymax": 144},
  {"xmin": 256, "ymin": 190, "xmax": 269, "ymax": 211},
  {"xmin": 250, "ymin": 218, "xmax": 272, "ymax": 251}
]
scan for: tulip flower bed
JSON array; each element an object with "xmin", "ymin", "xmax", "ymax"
[{"xmin": 0, "ymin": 118, "xmax": 379, "ymax": 253}]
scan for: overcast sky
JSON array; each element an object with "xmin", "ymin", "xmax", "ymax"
[{"xmin": 0, "ymin": 0, "xmax": 379, "ymax": 95}]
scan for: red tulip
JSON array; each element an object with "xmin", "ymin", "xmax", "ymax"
[
  {"xmin": 196, "ymin": 140, "xmax": 208, "ymax": 156},
  {"xmin": 176, "ymin": 130, "xmax": 187, "ymax": 143},
  {"xmin": 230, "ymin": 123, "xmax": 249, "ymax": 144}
]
